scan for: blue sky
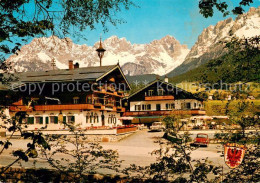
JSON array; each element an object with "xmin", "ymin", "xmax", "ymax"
[
  {"xmin": 76, "ymin": 0, "xmax": 260, "ymax": 48},
  {"xmin": 6, "ymin": 0, "xmax": 260, "ymax": 51}
]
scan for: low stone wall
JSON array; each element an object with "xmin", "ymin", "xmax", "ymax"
[
  {"xmin": 80, "ymin": 131, "xmax": 136, "ymax": 142},
  {"xmin": 5, "ymin": 128, "xmax": 137, "ymax": 142}
]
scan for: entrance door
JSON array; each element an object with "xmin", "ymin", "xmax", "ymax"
[{"xmin": 156, "ymin": 104, "xmax": 161, "ymax": 111}]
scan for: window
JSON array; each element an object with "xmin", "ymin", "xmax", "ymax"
[
  {"xmin": 90, "ymin": 112, "xmax": 93, "ymax": 123},
  {"xmin": 68, "ymin": 116, "xmax": 75, "ymax": 123},
  {"xmin": 156, "ymin": 104, "xmax": 161, "ymax": 111},
  {"xmin": 27, "ymin": 117, "xmax": 34, "ymax": 124},
  {"xmin": 94, "ymin": 98, "xmax": 99, "ymax": 104},
  {"xmin": 94, "ymin": 113, "xmax": 99, "ymax": 123},
  {"xmin": 87, "ymin": 97, "xmax": 92, "ymax": 104},
  {"xmin": 186, "ymin": 103, "xmax": 191, "ymax": 109},
  {"xmin": 135, "ymin": 105, "xmax": 141, "ymax": 111},
  {"xmin": 113, "ymin": 115, "xmax": 116, "ymax": 124},
  {"xmin": 194, "ymin": 103, "xmax": 197, "ymax": 108},
  {"xmin": 108, "ymin": 114, "xmax": 116, "ymax": 124},
  {"xmin": 166, "ymin": 103, "xmax": 175, "ymax": 110},
  {"xmin": 141, "ymin": 104, "xmax": 152, "ymax": 111},
  {"xmin": 35, "ymin": 117, "xmax": 43, "ymax": 124},
  {"xmin": 171, "ymin": 103, "xmax": 175, "ymax": 109},
  {"xmin": 148, "ymin": 90, "xmax": 154, "ymax": 96},
  {"xmin": 158, "ymin": 89, "xmax": 164, "ymax": 96},
  {"xmin": 50, "ymin": 116, "xmax": 58, "ymax": 124},
  {"xmin": 73, "ymin": 97, "xmax": 79, "ymax": 104},
  {"xmin": 86, "ymin": 112, "xmax": 90, "ymax": 123},
  {"xmin": 108, "ymin": 114, "xmax": 111, "ymax": 124},
  {"xmin": 45, "ymin": 117, "xmax": 49, "ymax": 124}
]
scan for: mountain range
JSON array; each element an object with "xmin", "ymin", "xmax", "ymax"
[
  {"xmin": 167, "ymin": 6, "xmax": 260, "ymax": 77},
  {"xmin": 5, "ymin": 7, "xmax": 260, "ymax": 79},
  {"xmin": 6, "ymin": 35, "xmax": 189, "ymax": 76}
]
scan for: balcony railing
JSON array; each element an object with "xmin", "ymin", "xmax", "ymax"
[
  {"xmin": 145, "ymin": 95, "xmax": 174, "ymax": 101},
  {"xmin": 10, "ymin": 103, "xmax": 125, "ymax": 113},
  {"xmin": 93, "ymin": 88, "xmax": 124, "ymax": 98},
  {"xmin": 124, "ymin": 109, "xmax": 206, "ymax": 116}
]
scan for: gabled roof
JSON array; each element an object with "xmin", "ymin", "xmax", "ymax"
[
  {"xmin": 127, "ymin": 79, "xmax": 203, "ymax": 101},
  {"xmin": 127, "ymin": 79, "xmax": 159, "ymax": 99},
  {"xmin": 3, "ymin": 64, "xmax": 131, "ymax": 89}
]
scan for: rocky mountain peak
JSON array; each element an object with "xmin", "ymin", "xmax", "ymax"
[
  {"xmin": 167, "ymin": 6, "xmax": 260, "ymax": 77},
  {"xmin": 6, "ymin": 35, "xmax": 189, "ymax": 76}
]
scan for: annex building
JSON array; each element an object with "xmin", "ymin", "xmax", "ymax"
[{"xmin": 123, "ymin": 78, "xmax": 206, "ymax": 124}]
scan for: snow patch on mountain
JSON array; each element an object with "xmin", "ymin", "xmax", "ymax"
[
  {"xmin": 6, "ymin": 35, "xmax": 189, "ymax": 76},
  {"xmin": 167, "ymin": 6, "xmax": 260, "ymax": 77}
]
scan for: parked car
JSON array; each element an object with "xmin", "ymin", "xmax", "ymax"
[
  {"xmin": 192, "ymin": 133, "xmax": 209, "ymax": 147},
  {"xmin": 150, "ymin": 122, "xmax": 165, "ymax": 132}
]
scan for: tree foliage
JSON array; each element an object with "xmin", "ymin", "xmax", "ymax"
[
  {"xmin": 40, "ymin": 129, "xmax": 121, "ymax": 182},
  {"xmin": 170, "ymin": 36, "xmax": 260, "ymax": 84},
  {"xmin": 226, "ymin": 100, "xmax": 259, "ymax": 138},
  {"xmin": 0, "ymin": 0, "xmax": 134, "ymax": 63},
  {"xmin": 199, "ymin": 0, "xmax": 254, "ymax": 18}
]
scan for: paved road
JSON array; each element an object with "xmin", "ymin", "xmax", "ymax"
[{"xmin": 0, "ymin": 130, "xmax": 229, "ymax": 174}]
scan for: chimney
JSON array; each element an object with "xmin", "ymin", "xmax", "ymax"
[
  {"xmin": 164, "ymin": 76, "xmax": 168, "ymax": 83},
  {"xmin": 74, "ymin": 62, "xmax": 79, "ymax": 69},
  {"xmin": 69, "ymin": 60, "xmax": 73, "ymax": 70}
]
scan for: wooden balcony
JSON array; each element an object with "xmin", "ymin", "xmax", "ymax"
[
  {"xmin": 116, "ymin": 106, "xmax": 125, "ymax": 112},
  {"xmin": 145, "ymin": 95, "xmax": 174, "ymax": 101},
  {"xmin": 123, "ymin": 109, "xmax": 206, "ymax": 116},
  {"xmin": 93, "ymin": 89, "xmax": 124, "ymax": 98},
  {"xmin": 9, "ymin": 103, "xmax": 126, "ymax": 112},
  {"xmin": 9, "ymin": 104, "xmax": 96, "ymax": 112}
]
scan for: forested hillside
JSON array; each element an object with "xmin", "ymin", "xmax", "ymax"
[{"xmin": 170, "ymin": 37, "xmax": 260, "ymax": 84}]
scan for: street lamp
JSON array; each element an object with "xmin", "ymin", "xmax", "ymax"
[{"xmin": 96, "ymin": 37, "xmax": 106, "ymax": 66}]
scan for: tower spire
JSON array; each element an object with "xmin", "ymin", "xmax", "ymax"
[
  {"xmin": 96, "ymin": 35, "xmax": 106, "ymax": 66},
  {"xmin": 51, "ymin": 58, "xmax": 56, "ymax": 70}
]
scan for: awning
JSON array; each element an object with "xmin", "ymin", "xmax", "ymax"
[
  {"xmin": 212, "ymin": 116, "xmax": 229, "ymax": 119},
  {"xmin": 190, "ymin": 116, "xmax": 213, "ymax": 120},
  {"xmin": 118, "ymin": 117, "xmax": 134, "ymax": 120}
]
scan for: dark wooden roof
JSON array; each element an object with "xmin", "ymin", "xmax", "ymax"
[
  {"xmin": 1, "ymin": 64, "xmax": 131, "ymax": 90},
  {"xmin": 127, "ymin": 79, "xmax": 203, "ymax": 101},
  {"xmin": 14, "ymin": 65, "xmax": 117, "ymax": 83}
]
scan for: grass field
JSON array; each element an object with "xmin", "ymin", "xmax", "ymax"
[
  {"xmin": 176, "ymin": 82, "xmax": 260, "ymax": 97},
  {"xmin": 204, "ymin": 100, "xmax": 260, "ymax": 116}
]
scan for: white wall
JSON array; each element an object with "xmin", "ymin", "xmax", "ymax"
[
  {"xmin": 9, "ymin": 110, "xmax": 122, "ymax": 130},
  {"xmin": 130, "ymin": 99, "xmax": 203, "ymax": 111}
]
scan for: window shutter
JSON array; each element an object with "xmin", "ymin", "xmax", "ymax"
[
  {"xmin": 40, "ymin": 117, "xmax": 43, "ymax": 124},
  {"xmin": 63, "ymin": 116, "xmax": 66, "ymax": 123},
  {"xmin": 54, "ymin": 116, "xmax": 58, "ymax": 124},
  {"xmin": 29, "ymin": 117, "xmax": 34, "ymax": 124},
  {"xmin": 45, "ymin": 117, "xmax": 49, "ymax": 124}
]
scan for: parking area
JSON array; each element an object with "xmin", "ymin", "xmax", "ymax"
[{"xmin": 0, "ymin": 129, "xmax": 230, "ymax": 173}]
